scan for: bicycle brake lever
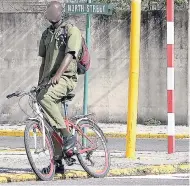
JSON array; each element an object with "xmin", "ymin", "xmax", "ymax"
[{"xmin": 6, "ymin": 90, "xmax": 21, "ymax": 99}]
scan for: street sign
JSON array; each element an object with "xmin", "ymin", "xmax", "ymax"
[
  {"xmin": 66, "ymin": 0, "xmax": 88, "ymax": 3},
  {"xmin": 65, "ymin": 3, "xmax": 113, "ymax": 15},
  {"xmin": 66, "ymin": 0, "xmax": 97, "ymax": 3}
]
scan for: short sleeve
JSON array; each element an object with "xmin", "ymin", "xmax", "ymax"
[
  {"xmin": 38, "ymin": 35, "xmax": 46, "ymax": 57},
  {"xmin": 65, "ymin": 26, "xmax": 82, "ymax": 59}
]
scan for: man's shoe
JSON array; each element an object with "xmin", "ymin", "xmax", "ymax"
[
  {"xmin": 42, "ymin": 161, "xmax": 65, "ymax": 174},
  {"xmin": 55, "ymin": 160, "xmax": 65, "ymax": 173},
  {"xmin": 63, "ymin": 135, "xmax": 76, "ymax": 152}
]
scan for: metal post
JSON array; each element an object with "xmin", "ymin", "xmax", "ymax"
[
  {"xmin": 167, "ymin": 0, "xmax": 175, "ymax": 154},
  {"xmin": 83, "ymin": 0, "xmax": 91, "ymax": 116},
  {"xmin": 126, "ymin": 0, "xmax": 141, "ymax": 158},
  {"xmin": 83, "ymin": 0, "xmax": 91, "ymax": 146}
]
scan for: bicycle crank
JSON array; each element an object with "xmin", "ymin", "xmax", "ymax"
[
  {"xmin": 86, "ymin": 151, "xmax": 95, "ymax": 166},
  {"xmin": 65, "ymin": 157, "xmax": 76, "ymax": 166}
]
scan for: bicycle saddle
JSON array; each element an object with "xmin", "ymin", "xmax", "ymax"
[{"xmin": 61, "ymin": 93, "xmax": 75, "ymax": 102}]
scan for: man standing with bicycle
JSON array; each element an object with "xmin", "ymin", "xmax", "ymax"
[{"xmin": 37, "ymin": 0, "xmax": 82, "ymax": 172}]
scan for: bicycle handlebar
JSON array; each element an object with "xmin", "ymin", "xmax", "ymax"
[
  {"xmin": 6, "ymin": 83, "xmax": 50, "ymax": 99},
  {"xmin": 6, "ymin": 91, "xmax": 22, "ymax": 99}
]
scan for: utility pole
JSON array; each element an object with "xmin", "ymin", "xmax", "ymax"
[{"xmin": 126, "ymin": 0, "xmax": 141, "ymax": 158}]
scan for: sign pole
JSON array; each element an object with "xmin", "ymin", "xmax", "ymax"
[
  {"xmin": 83, "ymin": 0, "xmax": 91, "ymax": 116},
  {"xmin": 126, "ymin": 0, "xmax": 141, "ymax": 158},
  {"xmin": 65, "ymin": 0, "xmax": 113, "ymax": 146},
  {"xmin": 82, "ymin": 0, "xmax": 91, "ymax": 146}
]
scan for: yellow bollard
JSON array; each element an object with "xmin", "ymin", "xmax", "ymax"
[{"xmin": 126, "ymin": 0, "xmax": 142, "ymax": 158}]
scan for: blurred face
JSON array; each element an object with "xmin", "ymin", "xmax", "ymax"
[{"xmin": 45, "ymin": 2, "xmax": 63, "ymax": 25}]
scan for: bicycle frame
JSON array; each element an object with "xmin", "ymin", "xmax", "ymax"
[
  {"xmin": 27, "ymin": 101, "xmax": 47, "ymax": 151},
  {"xmin": 7, "ymin": 86, "xmax": 110, "ymax": 179},
  {"xmin": 51, "ymin": 118, "xmax": 98, "ymax": 155},
  {"xmin": 27, "ymin": 94, "xmax": 97, "ymax": 155}
]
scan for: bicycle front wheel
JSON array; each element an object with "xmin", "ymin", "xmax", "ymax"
[
  {"xmin": 76, "ymin": 119, "xmax": 110, "ymax": 178},
  {"xmin": 24, "ymin": 120, "xmax": 55, "ymax": 181}
]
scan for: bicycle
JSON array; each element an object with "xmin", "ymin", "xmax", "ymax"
[{"xmin": 6, "ymin": 85, "xmax": 110, "ymax": 181}]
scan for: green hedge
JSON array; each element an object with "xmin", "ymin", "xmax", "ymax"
[
  {"xmin": 93, "ymin": 0, "xmax": 188, "ymax": 19},
  {"xmin": 96, "ymin": 0, "xmax": 188, "ymax": 7},
  {"xmin": 95, "ymin": 0, "xmax": 188, "ymax": 11}
]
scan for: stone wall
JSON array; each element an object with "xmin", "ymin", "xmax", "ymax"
[{"xmin": 0, "ymin": 10, "xmax": 188, "ymax": 125}]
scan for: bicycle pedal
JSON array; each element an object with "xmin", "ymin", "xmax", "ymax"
[
  {"xmin": 65, "ymin": 157, "xmax": 76, "ymax": 166},
  {"xmin": 70, "ymin": 157, "xmax": 76, "ymax": 163}
]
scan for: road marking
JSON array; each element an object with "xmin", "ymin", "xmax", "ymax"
[{"xmin": 106, "ymin": 173, "xmax": 190, "ymax": 180}]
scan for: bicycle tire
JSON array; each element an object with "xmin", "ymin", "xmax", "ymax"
[
  {"xmin": 24, "ymin": 120, "xmax": 55, "ymax": 181},
  {"xmin": 76, "ymin": 119, "xmax": 110, "ymax": 178}
]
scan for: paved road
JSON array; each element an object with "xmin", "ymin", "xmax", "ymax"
[
  {"xmin": 0, "ymin": 137, "xmax": 189, "ymax": 152},
  {"xmin": 1, "ymin": 174, "xmax": 189, "ymax": 185}
]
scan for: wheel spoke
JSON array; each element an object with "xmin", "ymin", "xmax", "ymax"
[
  {"xmin": 24, "ymin": 121, "xmax": 55, "ymax": 181},
  {"xmin": 76, "ymin": 120, "xmax": 110, "ymax": 178}
]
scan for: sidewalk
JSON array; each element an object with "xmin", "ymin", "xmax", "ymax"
[
  {"xmin": 99, "ymin": 123, "xmax": 190, "ymax": 138},
  {"xmin": 0, "ymin": 123, "xmax": 189, "ymax": 183},
  {"xmin": 0, "ymin": 123, "xmax": 189, "ymax": 138},
  {"xmin": 0, "ymin": 149, "xmax": 189, "ymax": 183}
]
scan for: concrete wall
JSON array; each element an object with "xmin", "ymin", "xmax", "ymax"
[{"xmin": 0, "ymin": 10, "xmax": 188, "ymax": 125}]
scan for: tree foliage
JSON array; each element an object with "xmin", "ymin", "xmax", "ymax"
[
  {"xmin": 96, "ymin": 0, "xmax": 188, "ymax": 10},
  {"xmin": 94, "ymin": 0, "xmax": 188, "ymax": 19}
]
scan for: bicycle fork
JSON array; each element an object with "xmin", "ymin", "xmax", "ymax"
[{"xmin": 34, "ymin": 102, "xmax": 46, "ymax": 150}]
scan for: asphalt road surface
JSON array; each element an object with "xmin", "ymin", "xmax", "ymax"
[
  {"xmin": 1, "ymin": 174, "xmax": 189, "ymax": 185},
  {"xmin": 0, "ymin": 137, "xmax": 189, "ymax": 152}
]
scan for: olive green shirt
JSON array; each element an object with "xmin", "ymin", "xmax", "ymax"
[{"xmin": 38, "ymin": 22, "xmax": 82, "ymax": 83}]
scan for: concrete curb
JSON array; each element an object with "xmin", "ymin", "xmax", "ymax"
[
  {"xmin": 104, "ymin": 133, "xmax": 190, "ymax": 139},
  {"xmin": 0, "ymin": 163, "xmax": 189, "ymax": 183},
  {"xmin": 0, "ymin": 130, "xmax": 189, "ymax": 139}
]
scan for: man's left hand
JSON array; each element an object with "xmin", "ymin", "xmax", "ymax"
[{"xmin": 49, "ymin": 73, "xmax": 62, "ymax": 86}]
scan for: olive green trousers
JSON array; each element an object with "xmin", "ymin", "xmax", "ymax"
[{"xmin": 37, "ymin": 76, "xmax": 77, "ymax": 129}]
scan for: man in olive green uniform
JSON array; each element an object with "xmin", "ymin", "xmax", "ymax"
[{"xmin": 37, "ymin": 1, "xmax": 82, "ymax": 172}]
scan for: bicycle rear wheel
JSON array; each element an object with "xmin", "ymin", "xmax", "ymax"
[
  {"xmin": 24, "ymin": 120, "xmax": 55, "ymax": 181},
  {"xmin": 76, "ymin": 119, "xmax": 110, "ymax": 178}
]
